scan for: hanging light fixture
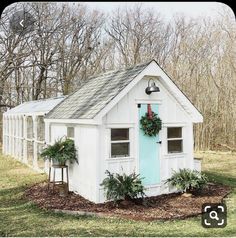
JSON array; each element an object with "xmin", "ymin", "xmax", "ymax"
[{"xmin": 145, "ymin": 79, "xmax": 160, "ymax": 95}]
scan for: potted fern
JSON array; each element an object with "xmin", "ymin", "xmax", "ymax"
[{"xmin": 40, "ymin": 137, "xmax": 77, "ymax": 166}]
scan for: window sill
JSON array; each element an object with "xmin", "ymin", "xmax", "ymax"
[
  {"xmin": 106, "ymin": 157, "xmax": 134, "ymax": 161},
  {"xmin": 164, "ymin": 153, "xmax": 187, "ymax": 158}
]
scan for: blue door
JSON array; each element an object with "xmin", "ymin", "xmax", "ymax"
[{"xmin": 139, "ymin": 104, "xmax": 160, "ymax": 185}]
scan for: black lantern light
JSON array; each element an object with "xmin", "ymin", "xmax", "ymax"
[{"xmin": 145, "ymin": 79, "xmax": 160, "ymax": 95}]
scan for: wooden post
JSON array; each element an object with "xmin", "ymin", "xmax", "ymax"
[
  {"xmin": 2, "ymin": 115, "xmax": 5, "ymax": 154},
  {"xmin": 15, "ymin": 116, "xmax": 19, "ymax": 159},
  {"xmin": 19, "ymin": 116, "xmax": 23, "ymax": 161},
  {"xmin": 9, "ymin": 116, "xmax": 12, "ymax": 156},
  {"xmin": 7, "ymin": 116, "xmax": 11, "ymax": 155},
  {"xmin": 12, "ymin": 116, "xmax": 17, "ymax": 159},
  {"xmin": 5, "ymin": 116, "xmax": 9, "ymax": 155},
  {"xmin": 44, "ymin": 121, "xmax": 50, "ymax": 173},
  {"xmin": 23, "ymin": 115, "xmax": 28, "ymax": 163},
  {"xmin": 33, "ymin": 115, "xmax": 38, "ymax": 169},
  {"xmin": 12, "ymin": 116, "xmax": 15, "ymax": 157},
  {"xmin": 18, "ymin": 116, "xmax": 21, "ymax": 160}
]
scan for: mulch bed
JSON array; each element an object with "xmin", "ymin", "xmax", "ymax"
[{"xmin": 24, "ymin": 182, "xmax": 231, "ymax": 221}]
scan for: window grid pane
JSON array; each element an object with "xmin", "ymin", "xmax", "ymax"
[
  {"xmin": 167, "ymin": 127, "xmax": 182, "ymax": 138},
  {"xmin": 168, "ymin": 140, "xmax": 183, "ymax": 153},
  {"xmin": 111, "ymin": 129, "xmax": 129, "ymax": 141},
  {"xmin": 111, "ymin": 142, "xmax": 129, "ymax": 157}
]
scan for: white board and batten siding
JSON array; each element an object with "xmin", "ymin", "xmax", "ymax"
[
  {"xmin": 98, "ymin": 76, "xmax": 195, "ymax": 202},
  {"xmin": 45, "ymin": 123, "xmax": 100, "ymax": 202}
]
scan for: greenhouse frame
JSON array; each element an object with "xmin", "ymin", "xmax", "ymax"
[{"xmin": 2, "ymin": 96, "xmax": 65, "ymax": 171}]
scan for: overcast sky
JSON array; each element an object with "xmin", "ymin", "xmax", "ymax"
[{"xmin": 82, "ymin": 2, "xmax": 234, "ymax": 20}]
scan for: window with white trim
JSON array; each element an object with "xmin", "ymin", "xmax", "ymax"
[
  {"xmin": 67, "ymin": 127, "xmax": 74, "ymax": 139},
  {"xmin": 110, "ymin": 128, "xmax": 130, "ymax": 158},
  {"xmin": 167, "ymin": 127, "xmax": 183, "ymax": 153}
]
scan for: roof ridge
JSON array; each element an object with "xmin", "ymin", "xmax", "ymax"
[
  {"xmin": 87, "ymin": 60, "xmax": 153, "ymax": 80},
  {"xmin": 68, "ymin": 60, "xmax": 154, "ymax": 98}
]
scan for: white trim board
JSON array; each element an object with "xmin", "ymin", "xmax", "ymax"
[
  {"xmin": 44, "ymin": 118, "xmax": 100, "ymax": 125},
  {"xmin": 135, "ymin": 99, "xmax": 162, "ymax": 104}
]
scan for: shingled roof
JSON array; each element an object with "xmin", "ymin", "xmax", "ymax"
[{"xmin": 46, "ymin": 62, "xmax": 150, "ymax": 119}]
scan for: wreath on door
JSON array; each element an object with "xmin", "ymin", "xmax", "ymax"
[{"xmin": 140, "ymin": 104, "xmax": 162, "ymax": 137}]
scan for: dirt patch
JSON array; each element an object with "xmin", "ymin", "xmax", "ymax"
[{"xmin": 24, "ymin": 182, "xmax": 231, "ymax": 221}]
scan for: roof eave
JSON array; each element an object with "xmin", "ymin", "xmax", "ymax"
[{"xmin": 44, "ymin": 118, "xmax": 101, "ymax": 125}]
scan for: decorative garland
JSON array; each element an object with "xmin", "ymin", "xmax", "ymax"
[{"xmin": 140, "ymin": 104, "xmax": 162, "ymax": 137}]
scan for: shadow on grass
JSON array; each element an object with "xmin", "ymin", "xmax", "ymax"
[
  {"xmin": 0, "ymin": 186, "xmax": 26, "ymax": 204},
  {"xmin": 0, "ymin": 184, "xmax": 126, "ymax": 236},
  {"xmin": 204, "ymin": 171, "xmax": 236, "ymax": 187}
]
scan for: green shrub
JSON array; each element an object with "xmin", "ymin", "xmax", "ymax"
[
  {"xmin": 40, "ymin": 137, "xmax": 77, "ymax": 165},
  {"xmin": 165, "ymin": 168, "xmax": 208, "ymax": 193},
  {"xmin": 100, "ymin": 170, "xmax": 146, "ymax": 202}
]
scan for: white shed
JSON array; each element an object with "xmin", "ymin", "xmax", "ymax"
[{"xmin": 3, "ymin": 60, "xmax": 203, "ymax": 203}]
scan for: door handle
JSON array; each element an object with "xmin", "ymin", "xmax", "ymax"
[{"xmin": 157, "ymin": 141, "xmax": 162, "ymax": 144}]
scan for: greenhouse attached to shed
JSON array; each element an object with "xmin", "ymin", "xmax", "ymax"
[
  {"xmin": 3, "ymin": 60, "xmax": 203, "ymax": 203},
  {"xmin": 2, "ymin": 96, "xmax": 65, "ymax": 171}
]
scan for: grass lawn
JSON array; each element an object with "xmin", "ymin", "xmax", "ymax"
[{"xmin": 0, "ymin": 152, "xmax": 236, "ymax": 236}]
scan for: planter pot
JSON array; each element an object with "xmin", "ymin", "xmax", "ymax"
[{"xmin": 52, "ymin": 159, "xmax": 66, "ymax": 166}]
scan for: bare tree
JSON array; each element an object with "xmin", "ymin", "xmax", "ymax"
[
  {"xmin": 0, "ymin": 4, "xmax": 32, "ymax": 107},
  {"xmin": 55, "ymin": 4, "xmax": 105, "ymax": 94},
  {"xmin": 106, "ymin": 5, "xmax": 171, "ymax": 67},
  {"xmin": 0, "ymin": 3, "xmax": 235, "ymax": 150}
]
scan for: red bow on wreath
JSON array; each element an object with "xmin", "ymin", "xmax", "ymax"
[{"xmin": 147, "ymin": 104, "xmax": 153, "ymax": 119}]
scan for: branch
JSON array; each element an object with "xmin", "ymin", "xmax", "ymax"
[{"xmin": 0, "ymin": 104, "xmax": 14, "ymax": 108}]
